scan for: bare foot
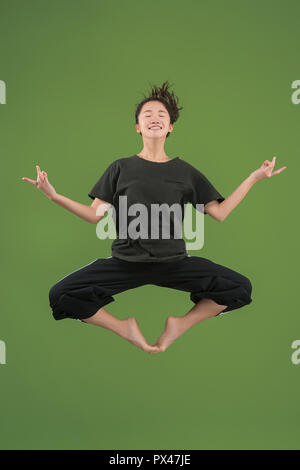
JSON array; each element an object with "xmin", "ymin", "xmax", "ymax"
[
  {"xmin": 121, "ymin": 317, "xmax": 161, "ymax": 353},
  {"xmin": 149, "ymin": 316, "xmax": 186, "ymax": 354}
]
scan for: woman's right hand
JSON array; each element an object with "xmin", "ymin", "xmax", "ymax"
[{"xmin": 22, "ymin": 165, "xmax": 57, "ymax": 200}]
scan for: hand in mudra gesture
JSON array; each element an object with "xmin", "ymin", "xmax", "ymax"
[
  {"xmin": 22, "ymin": 165, "xmax": 57, "ymax": 200},
  {"xmin": 251, "ymin": 156, "xmax": 287, "ymax": 182}
]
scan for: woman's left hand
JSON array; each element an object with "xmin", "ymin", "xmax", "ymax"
[{"xmin": 251, "ymin": 156, "xmax": 287, "ymax": 182}]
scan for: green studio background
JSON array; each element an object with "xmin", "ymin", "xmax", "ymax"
[{"xmin": 0, "ymin": 0, "xmax": 299, "ymax": 450}]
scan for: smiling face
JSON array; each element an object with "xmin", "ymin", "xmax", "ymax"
[{"xmin": 135, "ymin": 100, "xmax": 174, "ymax": 139}]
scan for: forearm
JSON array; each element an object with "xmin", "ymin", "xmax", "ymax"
[
  {"xmin": 218, "ymin": 173, "xmax": 257, "ymax": 222},
  {"xmin": 50, "ymin": 193, "xmax": 96, "ymax": 223}
]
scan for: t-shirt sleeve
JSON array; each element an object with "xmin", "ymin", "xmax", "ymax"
[
  {"xmin": 88, "ymin": 161, "xmax": 117, "ymax": 204},
  {"xmin": 189, "ymin": 167, "xmax": 225, "ymax": 214}
]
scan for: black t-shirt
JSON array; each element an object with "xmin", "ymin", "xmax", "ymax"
[{"xmin": 88, "ymin": 154, "xmax": 225, "ymax": 262}]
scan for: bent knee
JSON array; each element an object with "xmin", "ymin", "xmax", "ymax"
[
  {"xmin": 240, "ymin": 275, "xmax": 252, "ymax": 295},
  {"xmin": 49, "ymin": 284, "xmax": 64, "ymax": 307}
]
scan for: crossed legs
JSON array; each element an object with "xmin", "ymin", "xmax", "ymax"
[
  {"xmin": 149, "ymin": 298, "xmax": 227, "ymax": 354},
  {"xmin": 82, "ymin": 308, "xmax": 160, "ymax": 353},
  {"xmin": 82, "ymin": 297, "xmax": 228, "ymax": 354}
]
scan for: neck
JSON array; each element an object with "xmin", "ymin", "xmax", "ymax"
[{"xmin": 138, "ymin": 140, "xmax": 168, "ymax": 161}]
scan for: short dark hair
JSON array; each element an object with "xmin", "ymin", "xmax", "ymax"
[{"xmin": 135, "ymin": 80, "xmax": 183, "ymax": 138}]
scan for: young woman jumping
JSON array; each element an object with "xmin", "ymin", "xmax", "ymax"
[{"xmin": 22, "ymin": 80, "xmax": 287, "ymax": 355}]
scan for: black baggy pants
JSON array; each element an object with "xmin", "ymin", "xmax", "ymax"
[{"xmin": 49, "ymin": 255, "xmax": 253, "ymax": 322}]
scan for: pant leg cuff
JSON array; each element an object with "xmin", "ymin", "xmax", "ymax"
[{"xmin": 51, "ymin": 286, "xmax": 115, "ymax": 321}]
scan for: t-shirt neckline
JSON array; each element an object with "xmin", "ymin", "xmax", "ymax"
[{"xmin": 134, "ymin": 154, "xmax": 179, "ymax": 164}]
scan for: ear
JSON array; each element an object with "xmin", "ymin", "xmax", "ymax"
[
  {"xmin": 135, "ymin": 123, "xmax": 141, "ymax": 134},
  {"xmin": 169, "ymin": 123, "xmax": 174, "ymax": 133}
]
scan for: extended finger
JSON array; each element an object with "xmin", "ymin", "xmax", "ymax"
[
  {"xmin": 270, "ymin": 157, "xmax": 276, "ymax": 168},
  {"xmin": 271, "ymin": 166, "xmax": 287, "ymax": 176},
  {"xmin": 37, "ymin": 166, "xmax": 45, "ymax": 182},
  {"xmin": 37, "ymin": 165, "xmax": 45, "ymax": 181},
  {"xmin": 22, "ymin": 177, "xmax": 37, "ymax": 186}
]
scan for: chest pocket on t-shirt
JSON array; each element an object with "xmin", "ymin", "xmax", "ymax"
[
  {"xmin": 163, "ymin": 178, "xmax": 188, "ymax": 191},
  {"xmin": 161, "ymin": 178, "xmax": 190, "ymax": 202},
  {"xmin": 163, "ymin": 178, "xmax": 186, "ymax": 184}
]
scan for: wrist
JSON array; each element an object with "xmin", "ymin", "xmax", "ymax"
[
  {"xmin": 49, "ymin": 192, "xmax": 58, "ymax": 202},
  {"xmin": 248, "ymin": 173, "xmax": 258, "ymax": 185}
]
